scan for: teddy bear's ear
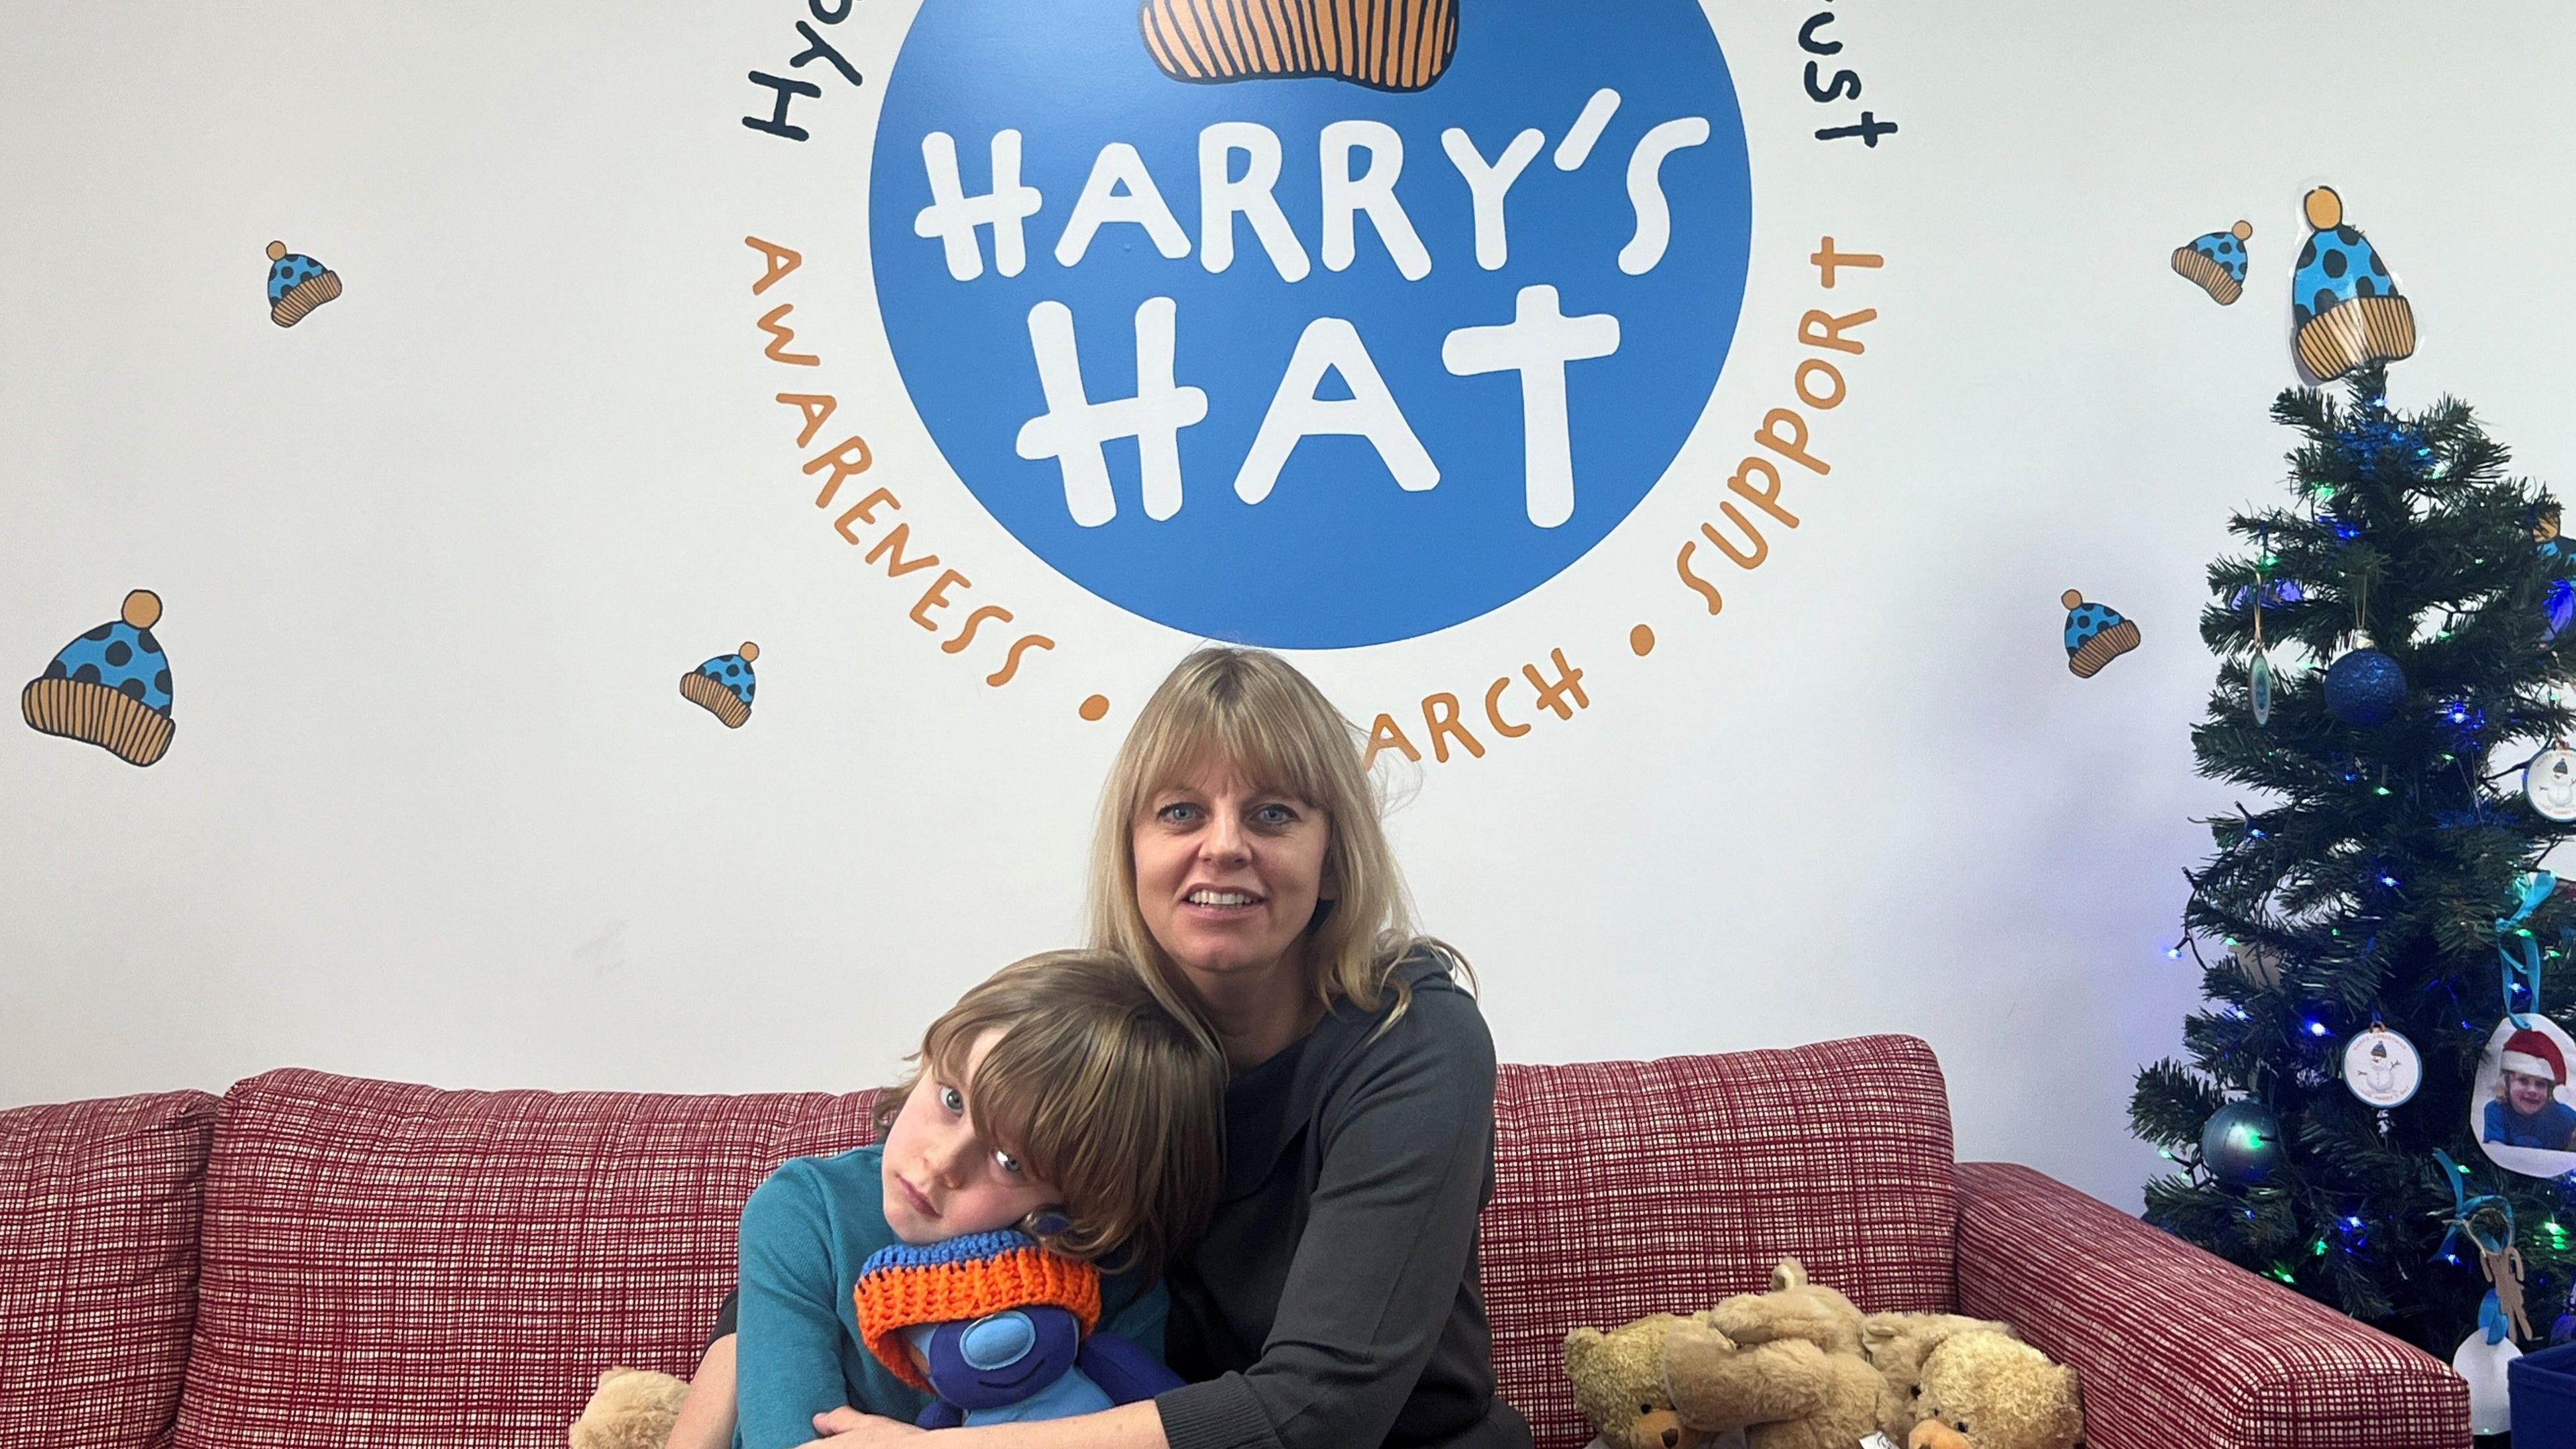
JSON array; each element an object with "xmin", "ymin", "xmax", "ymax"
[
  {"xmin": 1564, "ymin": 1327, "xmax": 1604, "ymax": 1368},
  {"xmin": 1771, "ymin": 1257, "xmax": 1808, "ymax": 1292}
]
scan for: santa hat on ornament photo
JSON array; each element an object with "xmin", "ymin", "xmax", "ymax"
[{"xmin": 2500, "ymin": 1028, "xmax": 2567, "ymax": 1085}]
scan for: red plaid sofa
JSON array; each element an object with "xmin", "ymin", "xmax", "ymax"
[{"xmin": 1, "ymin": 1035, "xmax": 2467, "ymax": 1449}]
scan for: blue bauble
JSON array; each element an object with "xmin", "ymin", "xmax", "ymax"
[
  {"xmin": 2200, "ymin": 1099, "xmax": 2284, "ymax": 1184},
  {"xmin": 2324, "ymin": 647, "xmax": 2407, "ymax": 727}
]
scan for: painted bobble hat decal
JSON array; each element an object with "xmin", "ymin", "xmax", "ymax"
[
  {"xmin": 2061, "ymin": 590, "xmax": 2139, "ymax": 678},
  {"xmin": 265, "ymin": 241, "xmax": 342, "ymax": 328},
  {"xmin": 1140, "ymin": 0, "xmax": 1461, "ymax": 92},
  {"xmin": 680, "ymin": 642, "xmax": 759, "ymax": 728},
  {"xmin": 2292, "ymin": 188, "xmax": 2414, "ymax": 382},
  {"xmin": 22, "ymin": 590, "xmax": 176, "ymax": 767},
  {"xmin": 2171, "ymin": 220, "xmax": 2252, "ymax": 306}
]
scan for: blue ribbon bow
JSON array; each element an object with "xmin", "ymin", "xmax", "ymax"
[{"xmin": 2496, "ymin": 871, "xmax": 2555, "ymax": 1028}]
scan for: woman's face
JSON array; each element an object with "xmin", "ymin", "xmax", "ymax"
[
  {"xmin": 879, "ymin": 1028, "xmax": 1060, "ymax": 1244},
  {"xmin": 1132, "ymin": 759, "xmax": 1332, "ymax": 989},
  {"xmin": 2508, "ymin": 1069, "xmax": 2557, "ymax": 1116}
]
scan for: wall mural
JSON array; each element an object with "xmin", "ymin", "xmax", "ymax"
[{"xmin": 733, "ymin": 0, "xmax": 1894, "ymax": 762}]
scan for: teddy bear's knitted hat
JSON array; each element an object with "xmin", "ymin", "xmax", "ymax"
[{"xmin": 853, "ymin": 1230, "xmax": 1100, "ymax": 1391}]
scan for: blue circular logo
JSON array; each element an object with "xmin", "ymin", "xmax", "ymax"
[{"xmin": 871, "ymin": 0, "xmax": 1752, "ymax": 648}]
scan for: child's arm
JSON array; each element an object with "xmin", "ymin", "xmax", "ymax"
[
  {"xmin": 666, "ymin": 1334, "xmax": 738, "ymax": 1449},
  {"xmin": 737, "ymin": 1162, "xmax": 865, "ymax": 1449}
]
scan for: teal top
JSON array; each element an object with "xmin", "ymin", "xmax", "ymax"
[{"xmin": 733, "ymin": 1144, "xmax": 1168, "ymax": 1449}]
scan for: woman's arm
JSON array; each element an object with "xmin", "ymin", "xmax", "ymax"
[
  {"xmin": 669, "ymin": 1334, "xmax": 739, "ymax": 1449},
  {"xmin": 739, "ymin": 1163, "xmax": 868, "ymax": 1449}
]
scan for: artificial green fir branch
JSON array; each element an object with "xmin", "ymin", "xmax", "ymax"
[{"xmin": 2134, "ymin": 364, "xmax": 2576, "ymax": 1352}]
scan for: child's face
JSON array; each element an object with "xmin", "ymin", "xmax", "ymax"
[
  {"xmin": 2508, "ymin": 1069, "xmax": 2557, "ymax": 1116},
  {"xmin": 881, "ymin": 1028, "xmax": 1061, "ymax": 1244}
]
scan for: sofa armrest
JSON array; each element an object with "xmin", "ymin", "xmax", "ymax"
[{"xmin": 1953, "ymin": 1161, "xmax": 2466, "ymax": 1449}]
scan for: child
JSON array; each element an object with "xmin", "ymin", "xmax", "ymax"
[
  {"xmin": 671, "ymin": 950, "xmax": 1226, "ymax": 1449},
  {"xmin": 2483, "ymin": 1026, "xmax": 2576, "ymax": 1152}
]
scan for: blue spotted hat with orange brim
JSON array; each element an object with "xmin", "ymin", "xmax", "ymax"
[
  {"xmin": 2292, "ymin": 188, "xmax": 2414, "ymax": 381},
  {"xmin": 2172, "ymin": 220, "xmax": 2253, "ymax": 305},
  {"xmin": 22, "ymin": 590, "xmax": 176, "ymax": 766},
  {"xmin": 680, "ymin": 642, "xmax": 759, "ymax": 728}
]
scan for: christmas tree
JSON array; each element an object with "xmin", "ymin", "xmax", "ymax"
[{"xmin": 2131, "ymin": 361, "xmax": 2576, "ymax": 1356}]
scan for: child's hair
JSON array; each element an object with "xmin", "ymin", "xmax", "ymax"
[
  {"xmin": 1086, "ymin": 645, "xmax": 1468, "ymax": 1030},
  {"xmin": 871, "ymin": 950, "xmax": 1224, "ymax": 1275}
]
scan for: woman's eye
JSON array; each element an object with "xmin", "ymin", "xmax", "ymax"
[
  {"xmin": 1252, "ymin": 803, "xmax": 1295, "ymax": 827},
  {"xmin": 994, "ymin": 1150, "xmax": 1024, "ymax": 1175},
  {"xmin": 1156, "ymin": 801, "xmax": 1199, "ymax": 824},
  {"xmin": 938, "ymin": 1086, "xmax": 964, "ymax": 1114}
]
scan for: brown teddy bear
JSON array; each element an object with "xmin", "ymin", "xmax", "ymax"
[
  {"xmin": 1902, "ymin": 1329, "xmax": 2083, "ymax": 1449},
  {"xmin": 1860, "ymin": 1312, "xmax": 2017, "ymax": 1405},
  {"xmin": 568, "ymin": 1366, "xmax": 690, "ymax": 1449},
  {"xmin": 1705, "ymin": 1258, "xmax": 1868, "ymax": 1358},
  {"xmin": 1564, "ymin": 1313, "xmax": 1717, "ymax": 1449},
  {"xmin": 1660, "ymin": 1315, "xmax": 1892, "ymax": 1449}
]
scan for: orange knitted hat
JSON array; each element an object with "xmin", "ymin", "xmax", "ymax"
[{"xmin": 851, "ymin": 1230, "xmax": 1102, "ymax": 1390}]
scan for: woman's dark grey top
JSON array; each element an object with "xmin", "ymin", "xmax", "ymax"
[{"xmin": 1154, "ymin": 953, "xmax": 1531, "ymax": 1449}]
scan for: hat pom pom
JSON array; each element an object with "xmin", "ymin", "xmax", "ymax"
[
  {"xmin": 738, "ymin": 641, "xmax": 759, "ymax": 662},
  {"xmin": 121, "ymin": 590, "xmax": 162, "ymax": 629},
  {"xmin": 2303, "ymin": 187, "xmax": 2343, "ymax": 231},
  {"xmin": 265, "ymin": 240, "xmax": 288, "ymax": 261}
]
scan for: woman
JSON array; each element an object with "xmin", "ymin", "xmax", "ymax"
[{"xmin": 799, "ymin": 646, "xmax": 1529, "ymax": 1448}]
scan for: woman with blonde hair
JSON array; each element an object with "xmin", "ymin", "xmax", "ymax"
[{"xmin": 804, "ymin": 646, "xmax": 1526, "ymax": 1448}]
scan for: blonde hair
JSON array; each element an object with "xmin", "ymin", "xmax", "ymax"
[
  {"xmin": 1086, "ymin": 646, "xmax": 1467, "ymax": 1032},
  {"xmin": 872, "ymin": 950, "xmax": 1225, "ymax": 1275}
]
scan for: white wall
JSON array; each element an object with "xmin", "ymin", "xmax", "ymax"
[{"xmin": 5, "ymin": 1, "xmax": 2573, "ymax": 1213}]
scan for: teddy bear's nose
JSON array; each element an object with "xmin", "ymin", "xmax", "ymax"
[{"xmin": 1661, "ymin": 1430, "xmax": 1679, "ymax": 1448}]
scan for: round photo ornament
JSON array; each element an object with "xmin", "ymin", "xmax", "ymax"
[
  {"xmin": 2343, "ymin": 1025, "xmax": 2422, "ymax": 1109},
  {"xmin": 2469, "ymin": 1013, "xmax": 2576, "ymax": 1180}
]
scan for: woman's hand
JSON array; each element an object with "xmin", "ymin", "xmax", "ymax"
[{"xmin": 799, "ymin": 1407, "xmax": 926, "ymax": 1446}]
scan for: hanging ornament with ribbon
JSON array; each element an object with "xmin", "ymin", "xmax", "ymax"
[
  {"xmin": 2433, "ymin": 1150, "xmax": 2527, "ymax": 1433},
  {"xmin": 2530, "ymin": 676, "xmax": 2576, "ymax": 822},
  {"xmin": 2249, "ymin": 528, "xmax": 2276, "ymax": 727},
  {"xmin": 2342, "ymin": 1018, "xmax": 2420, "ymax": 1138},
  {"xmin": 2495, "ymin": 871, "xmax": 2554, "ymax": 1030},
  {"xmin": 2324, "ymin": 570, "xmax": 2407, "ymax": 727}
]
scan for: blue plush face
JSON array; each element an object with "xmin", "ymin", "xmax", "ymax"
[
  {"xmin": 42, "ymin": 621, "xmax": 172, "ymax": 712},
  {"xmin": 2293, "ymin": 225, "xmax": 2392, "ymax": 326},
  {"xmin": 907, "ymin": 1307, "xmax": 1083, "ymax": 1409},
  {"xmin": 696, "ymin": 654, "xmax": 755, "ymax": 704}
]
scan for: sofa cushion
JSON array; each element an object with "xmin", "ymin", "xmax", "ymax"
[
  {"xmin": 174, "ymin": 1069, "xmax": 877, "ymax": 1449},
  {"xmin": 1, "ymin": 1089, "xmax": 221, "ymax": 1449},
  {"xmin": 1481, "ymin": 1035, "xmax": 1957, "ymax": 1449}
]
